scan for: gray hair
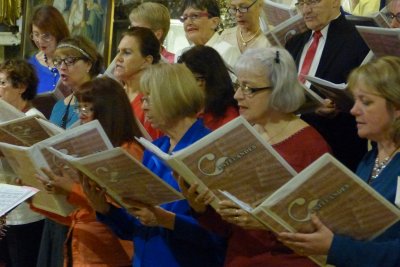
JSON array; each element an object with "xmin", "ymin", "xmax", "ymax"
[{"xmin": 234, "ymin": 47, "xmax": 305, "ymax": 113}]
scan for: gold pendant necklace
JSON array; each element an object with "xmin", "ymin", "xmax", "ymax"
[{"xmin": 239, "ymin": 28, "xmax": 261, "ymax": 47}]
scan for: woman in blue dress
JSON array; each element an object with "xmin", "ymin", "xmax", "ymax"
[
  {"xmin": 278, "ymin": 56, "xmax": 400, "ymax": 267},
  {"xmin": 28, "ymin": 5, "xmax": 69, "ymax": 95},
  {"xmin": 83, "ymin": 64, "xmax": 226, "ymax": 267}
]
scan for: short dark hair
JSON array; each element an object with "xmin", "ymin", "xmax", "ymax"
[
  {"xmin": 122, "ymin": 27, "xmax": 161, "ymax": 64},
  {"xmin": 178, "ymin": 45, "xmax": 237, "ymax": 118},
  {"xmin": 0, "ymin": 59, "xmax": 38, "ymax": 101},
  {"xmin": 76, "ymin": 77, "xmax": 143, "ymax": 146},
  {"xmin": 29, "ymin": 5, "xmax": 70, "ymax": 46},
  {"xmin": 181, "ymin": 0, "xmax": 221, "ymax": 17}
]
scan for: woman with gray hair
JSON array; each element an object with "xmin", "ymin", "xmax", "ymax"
[{"xmin": 181, "ymin": 47, "xmax": 330, "ymax": 266}]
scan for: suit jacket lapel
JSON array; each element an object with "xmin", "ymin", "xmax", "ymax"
[{"xmin": 316, "ymin": 15, "xmax": 347, "ymax": 78}]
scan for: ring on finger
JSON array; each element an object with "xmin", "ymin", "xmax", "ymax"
[{"xmin": 45, "ymin": 182, "xmax": 53, "ymax": 190}]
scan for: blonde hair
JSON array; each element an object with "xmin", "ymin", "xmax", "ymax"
[
  {"xmin": 348, "ymin": 56, "xmax": 400, "ymax": 145},
  {"xmin": 129, "ymin": 2, "xmax": 170, "ymax": 43},
  {"xmin": 140, "ymin": 64, "xmax": 204, "ymax": 124}
]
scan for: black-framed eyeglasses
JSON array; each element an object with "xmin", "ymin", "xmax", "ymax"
[
  {"xmin": 74, "ymin": 105, "xmax": 94, "ymax": 116},
  {"xmin": 179, "ymin": 12, "xmax": 210, "ymax": 23},
  {"xmin": 233, "ymin": 82, "xmax": 272, "ymax": 96},
  {"xmin": 384, "ymin": 12, "xmax": 400, "ymax": 23},
  {"xmin": 30, "ymin": 32, "xmax": 53, "ymax": 43},
  {"xmin": 53, "ymin": 57, "xmax": 86, "ymax": 68},
  {"xmin": 228, "ymin": 0, "xmax": 258, "ymax": 15},
  {"xmin": 295, "ymin": 0, "xmax": 322, "ymax": 9}
]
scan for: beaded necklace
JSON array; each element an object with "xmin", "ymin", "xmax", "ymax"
[
  {"xmin": 369, "ymin": 148, "xmax": 399, "ymax": 183},
  {"xmin": 43, "ymin": 53, "xmax": 59, "ymax": 89}
]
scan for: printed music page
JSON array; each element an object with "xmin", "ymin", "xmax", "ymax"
[
  {"xmin": 265, "ymin": 14, "xmax": 308, "ymax": 47},
  {"xmin": 47, "ymin": 147, "xmax": 183, "ymax": 208},
  {"xmin": 222, "ymin": 153, "xmax": 400, "ymax": 266},
  {"xmin": 304, "ymin": 75, "xmax": 353, "ymax": 112},
  {"xmin": 138, "ymin": 117, "xmax": 297, "ymax": 210},
  {"xmin": 262, "ymin": 154, "xmax": 400, "ymax": 240},
  {"xmin": 0, "ymin": 120, "xmax": 113, "ymax": 216},
  {"xmin": 263, "ymin": 0, "xmax": 297, "ymax": 26},
  {"xmin": 0, "ymin": 184, "xmax": 39, "ymax": 216},
  {"xmin": 0, "ymin": 99, "xmax": 25, "ymax": 123},
  {"xmin": 356, "ymin": 26, "xmax": 400, "ymax": 58},
  {"xmin": 0, "ymin": 116, "xmax": 58, "ymax": 146}
]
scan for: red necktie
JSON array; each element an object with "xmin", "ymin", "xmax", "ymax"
[{"xmin": 299, "ymin": 31, "xmax": 322, "ymax": 83}]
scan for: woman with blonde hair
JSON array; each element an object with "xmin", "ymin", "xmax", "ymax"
[
  {"xmin": 279, "ymin": 56, "xmax": 400, "ymax": 267},
  {"xmin": 84, "ymin": 64, "xmax": 225, "ymax": 267}
]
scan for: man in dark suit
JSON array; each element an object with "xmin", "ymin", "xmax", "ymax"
[{"xmin": 285, "ymin": 0, "xmax": 370, "ymax": 171}]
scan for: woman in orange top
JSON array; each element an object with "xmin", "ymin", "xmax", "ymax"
[{"xmin": 33, "ymin": 77, "xmax": 143, "ymax": 266}]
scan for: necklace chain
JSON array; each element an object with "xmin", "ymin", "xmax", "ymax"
[
  {"xmin": 265, "ymin": 120, "xmax": 292, "ymax": 144},
  {"xmin": 239, "ymin": 28, "xmax": 261, "ymax": 47}
]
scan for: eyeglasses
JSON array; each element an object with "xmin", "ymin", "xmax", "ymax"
[
  {"xmin": 74, "ymin": 106, "xmax": 94, "ymax": 116},
  {"xmin": 0, "ymin": 80, "xmax": 10, "ymax": 87},
  {"xmin": 30, "ymin": 32, "xmax": 53, "ymax": 43},
  {"xmin": 194, "ymin": 75, "xmax": 205, "ymax": 82},
  {"xmin": 384, "ymin": 12, "xmax": 400, "ymax": 23},
  {"xmin": 140, "ymin": 96, "xmax": 151, "ymax": 105},
  {"xmin": 53, "ymin": 57, "xmax": 85, "ymax": 68},
  {"xmin": 228, "ymin": 0, "xmax": 258, "ymax": 15},
  {"xmin": 179, "ymin": 12, "xmax": 210, "ymax": 23},
  {"xmin": 233, "ymin": 82, "xmax": 272, "ymax": 96},
  {"xmin": 295, "ymin": 0, "xmax": 322, "ymax": 9}
]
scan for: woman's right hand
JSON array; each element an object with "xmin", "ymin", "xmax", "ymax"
[
  {"xmin": 178, "ymin": 176, "xmax": 214, "ymax": 213},
  {"xmin": 80, "ymin": 175, "xmax": 110, "ymax": 215}
]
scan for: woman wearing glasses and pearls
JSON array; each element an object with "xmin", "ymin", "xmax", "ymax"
[
  {"xmin": 33, "ymin": 77, "xmax": 143, "ymax": 267},
  {"xmin": 28, "ymin": 5, "xmax": 70, "ymax": 95},
  {"xmin": 180, "ymin": 48, "xmax": 329, "ymax": 267},
  {"xmin": 222, "ymin": 0, "xmax": 269, "ymax": 53},
  {"xmin": 178, "ymin": 0, "xmax": 241, "ymax": 69}
]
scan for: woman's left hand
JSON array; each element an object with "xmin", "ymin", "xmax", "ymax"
[
  {"xmin": 277, "ymin": 214, "xmax": 334, "ymax": 256},
  {"xmin": 36, "ymin": 167, "xmax": 75, "ymax": 195},
  {"xmin": 217, "ymin": 200, "xmax": 264, "ymax": 229},
  {"xmin": 125, "ymin": 199, "xmax": 175, "ymax": 229}
]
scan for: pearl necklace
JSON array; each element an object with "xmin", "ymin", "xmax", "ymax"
[{"xmin": 239, "ymin": 28, "xmax": 261, "ymax": 47}]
